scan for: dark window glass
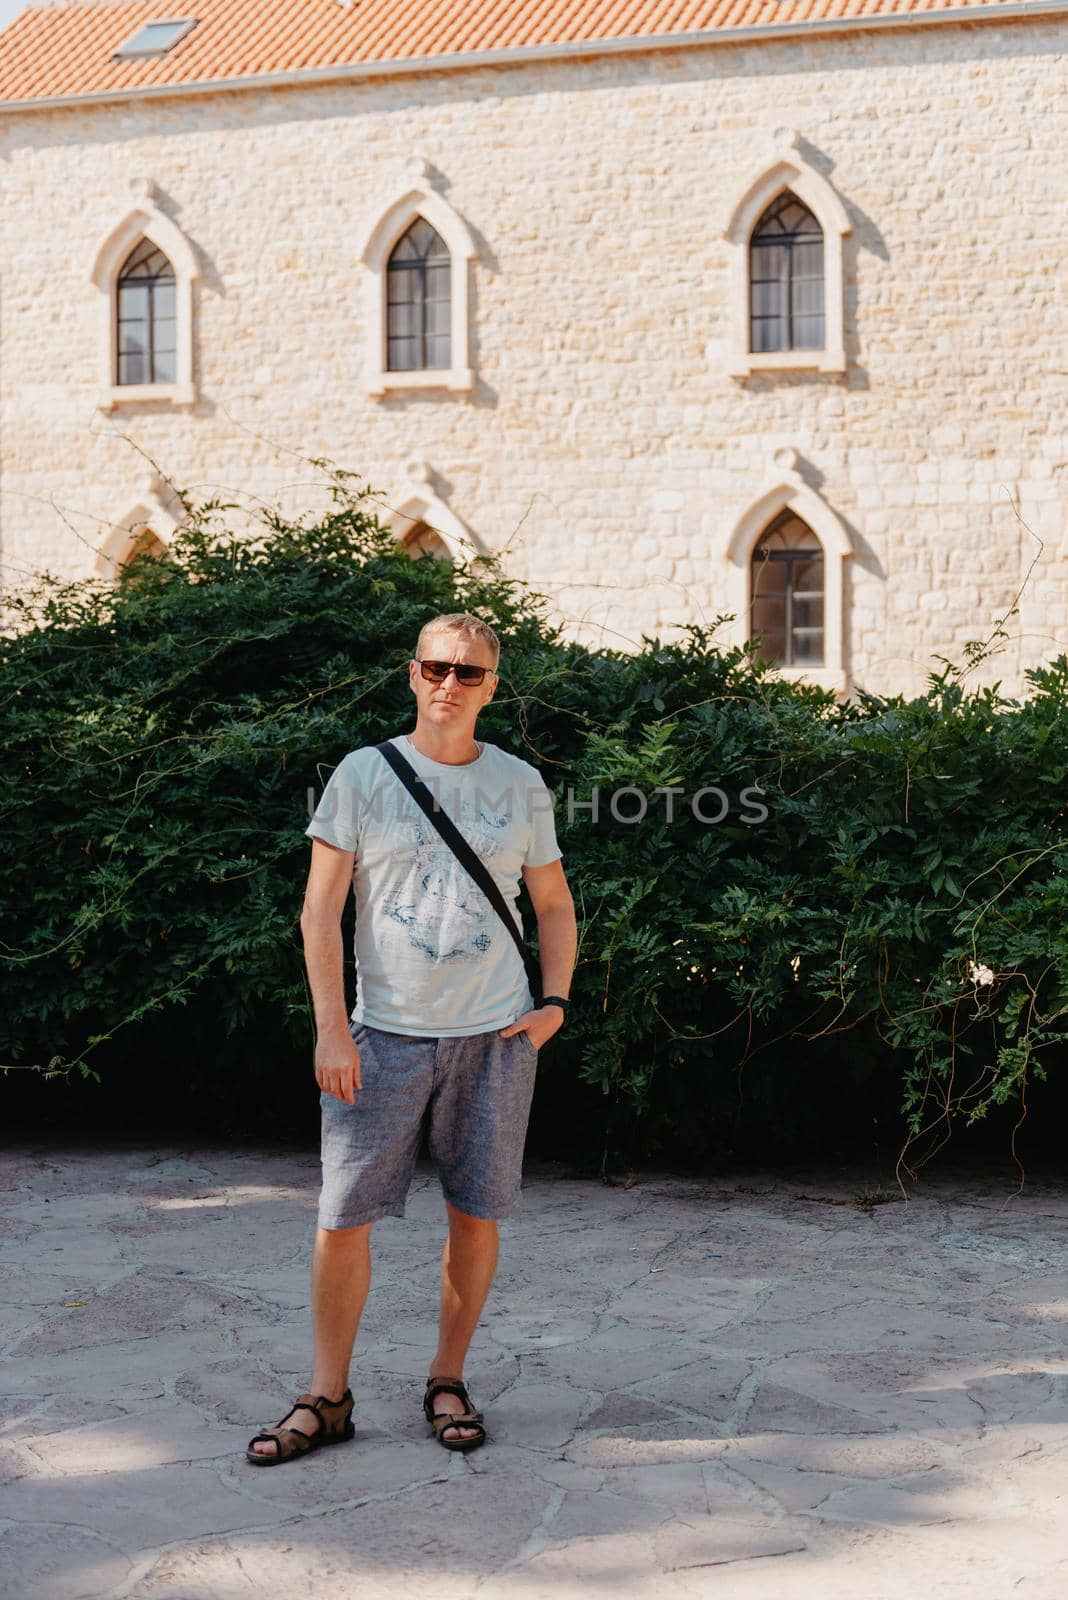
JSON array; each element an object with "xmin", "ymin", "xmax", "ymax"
[
  {"xmin": 403, "ymin": 520, "xmax": 450, "ymax": 560},
  {"xmin": 115, "ymin": 526, "xmax": 174, "ymax": 586},
  {"xmin": 116, "ymin": 238, "xmax": 177, "ymax": 386},
  {"xmin": 750, "ymin": 511, "xmax": 825, "ymax": 667},
  {"xmin": 387, "ymin": 219, "xmax": 451, "ymax": 372},
  {"xmin": 123, "ymin": 526, "xmax": 168, "ymax": 566},
  {"xmin": 749, "ymin": 192, "xmax": 825, "ymax": 354},
  {"xmin": 114, "ymin": 19, "xmax": 198, "ymax": 59}
]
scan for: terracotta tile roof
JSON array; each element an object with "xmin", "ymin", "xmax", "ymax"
[{"xmin": 0, "ymin": 0, "xmax": 1049, "ymax": 107}]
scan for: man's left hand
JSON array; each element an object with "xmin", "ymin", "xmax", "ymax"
[{"xmin": 499, "ymin": 1006, "xmax": 565, "ymax": 1051}]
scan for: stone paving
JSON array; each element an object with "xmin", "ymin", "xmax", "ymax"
[{"xmin": 1, "ymin": 1146, "xmax": 1066, "ymax": 1600}]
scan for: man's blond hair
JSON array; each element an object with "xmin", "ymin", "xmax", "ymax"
[{"xmin": 415, "ymin": 612, "xmax": 500, "ymax": 669}]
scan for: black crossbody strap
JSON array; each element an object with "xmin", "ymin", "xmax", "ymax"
[{"xmin": 375, "ymin": 741, "xmax": 543, "ymax": 1003}]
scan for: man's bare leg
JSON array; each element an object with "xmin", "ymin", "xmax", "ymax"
[
  {"xmin": 250, "ymin": 1221, "xmax": 372, "ymax": 1455},
  {"xmin": 427, "ymin": 1201, "xmax": 500, "ymax": 1442}
]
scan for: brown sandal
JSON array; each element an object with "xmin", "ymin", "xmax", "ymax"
[
  {"xmin": 423, "ymin": 1374, "xmax": 486, "ymax": 1452},
  {"xmin": 246, "ymin": 1389, "xmax": 355, "ymax": 1466}
]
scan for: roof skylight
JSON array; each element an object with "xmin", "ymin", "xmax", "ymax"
[{"xmin": 114, "ymin": 18, "xmax": 198, "ymax": 60}]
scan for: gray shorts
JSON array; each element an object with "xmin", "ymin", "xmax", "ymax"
[{"xmin": 318, "ymin": 1022, "xmax": 539, "ymax": 1228}]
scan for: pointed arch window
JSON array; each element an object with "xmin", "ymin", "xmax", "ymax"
[
  {"xmin": 723, "ymin": 131, "xmax": 850, "ymax": 377},
  {"xmin": 378, "ymin": 467, "xmax": 481, "ymax": 564},
  {"xmin": 117, "ymin": 238, "xmax": 177, "ymax": 386},
  {"xmin": 723, "ymin": 456, "xmax": 851, "ymax": 692},
  {"xmin": 91, "ymin": 180, "xmax": 200, "ymax": 407},
  {"xmin": 358, "ymin": 162, "xmax": 476, "ymax": 395},
  {"xmin": 96, "ymin": 473, "xmax": 182, "ymax": 579},
  {"xmin": 125, "ymin": 525, "xmax": 168, "ymax": 562},
  {"xmin": 387, "ymin": 220, "xmax": 451, "ymax": 372},
  {"xmin": 750, "ymin": 511, "xmax": 825, "ymax": 667},
  {"xmin": 750, "ymin": 193, "xmax": 824, "ymax": 355},
  {"xmin": 118, "ymin": 526, "xmax": 171, "ymax": 576},
  {"xmin": 402, "ymin": 519, "xmax": 450, "ymax": 560}
]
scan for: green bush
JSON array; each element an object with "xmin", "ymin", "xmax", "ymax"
[{"xmin": 2, "ymin": 475, "xmax": 1066, "ymax": 1171}]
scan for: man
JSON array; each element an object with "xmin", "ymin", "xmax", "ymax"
[{"xmin": 247, "ymin": 611, "xmax": 577, "ymax": 1463}]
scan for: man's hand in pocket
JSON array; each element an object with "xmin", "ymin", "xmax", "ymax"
[{"xmin": 315, "ymin": 1025, "xmax": 362, "ymax": 1104}]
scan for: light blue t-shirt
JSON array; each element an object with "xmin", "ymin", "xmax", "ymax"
[{"xmin": 305, "ymin": 736, "xmax": 562, "ymax": 1037}]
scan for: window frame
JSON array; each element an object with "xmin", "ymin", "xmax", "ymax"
[
  {"xmin": 377, "ymin": 465, "xmax": 481, "ymax": 565},
  {"xmin": 95, "ymin": 473, "xmax": 182, "ymax": 578},
  {"xmin": 116, "ymin": 239, "xmax": 178, "ymax": 388},
  {"xmin": 723, "ymin": 130, "xmax": 851, "ymax": 379},
  {"xmin": 358, "ymin": 162, "xmax": 477, "ymax": 398},
  {"xmin": 113, "ymin": 17, "xmax": 198, "ymax": 60},
  {"xmin": 401, "ymin": 520, "xmax": 451, "ymax": 561},
  {"xmin": 721, "ymin": 453, "xmax": 852, "ymax": 695},
  {"xmin": 749, "ymin": 193, "xmax": 826, "ymax": 357},
  {"xmin": 750, "ymin": 515, "xmax": 826, "ymax": 668},
  {"xmin": 90, "ymin": 179, "xmax": 200, "ymax": 409},
  {"xmin": 386, "ymin": 219, "xmax": 452, "ymax": 374}
]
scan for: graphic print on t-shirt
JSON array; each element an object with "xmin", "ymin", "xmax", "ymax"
[
  {"xmin": 383, "ymin": 800, "xmax": 511, "ymax": 965},
  {"xmin": 304, "ymin": 737, "xmax": 562, "ymax": 1036}
]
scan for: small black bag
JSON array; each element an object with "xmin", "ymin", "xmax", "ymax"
[{"xmin": 375, "ymin": 740, "xmax": 543, "ymax": 1004}]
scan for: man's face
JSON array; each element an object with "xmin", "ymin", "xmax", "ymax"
[{"xmin": 408, "ymin": 630, "xmax": 498, "ymax": 734}]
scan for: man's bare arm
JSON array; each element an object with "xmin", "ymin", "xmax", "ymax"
[
  {"xmin": 499, "ymin": 859, "xmax": 577, "ymax": 1047},
  {"xmin": 301, "ymin": 837, "xmax": 362, "ymax": 1102},
  {"xmin": 525, "ymin": 858, "xmax": 577, "ymax": 1001}
]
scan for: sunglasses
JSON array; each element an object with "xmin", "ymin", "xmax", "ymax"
[{"xmin": 417, "ymin": 658, "xmax": 492, "ymax": 687}]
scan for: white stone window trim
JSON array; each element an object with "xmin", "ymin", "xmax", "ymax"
[
  {"xmin": 376, "ymin": 463, "xmax": 482, "ymax": 565},
  {"xmin": 722, "ymin": 449, "xmax": 853, "ymax": 695},
  {"xmin": 723, "ymin": 129, "xmax": 851, "ymax": 379},
  {"xmin": 96, "ymin": 472, "xmax": 183, "ymax": 577},
  {"xmin": 358, "ymin": 161, "xmax": 477, "ymax": 398},
  {"xmin": 90, "ymin": 178, "xmax": 200, "ymax": 410}
]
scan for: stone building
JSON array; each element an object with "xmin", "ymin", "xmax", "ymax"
[{"xmin": 0, "ymin": 0, "xmax": 1064, "ymax": 697}]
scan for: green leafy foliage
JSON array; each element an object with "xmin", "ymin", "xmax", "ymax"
[{"xmin": 2, "ymin": 474, "xmax": 1065, "ymax": 1169}]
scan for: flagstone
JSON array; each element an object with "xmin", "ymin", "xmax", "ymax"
[
  {"xmin": 0, "ymin": 1330, "xmax": 223, "ymax": 1399},
  {"xmin": 487, "ymin": 1379, "xmax": 589, "ymax": 1449},
  {"xmin": 579, "ymin": 1392, "xmax": 685, "ymax": 1432},
  {"xmin": 117, "ymin": 1219, "xmax": 300, "ymax": 1272},
  {"xmin": 0, "ymin": 1439, "xmax": 34, "ymax": 1482},
  {"xmin": 605, "ymin": 1277, "xmax": 763, "ymax": 1331},
  {"xmin": 740, "ymin": 1381, "xmax": 888, "ymax": 1437},
  {"xmin": 735, "ymin": 1430, "xmax": 947, "ymax": 1477},
  {"xmin": 15, "ymin": 1272, "xmax": 266, "ymax": 1355},
  {"xmin": 226, "ymin": 1436, "xmax": 449, "ymax": 1509},
  {"xmin": 4, "ymin": 1146, "xmax": 1067, "ymax": 1599},
  {"xmin": 544, "ymin": 1485, "xmax": 671, "ymax": 1540},
  {"xmin": 202, "ymin": 1262, "xmax": 312, "ymax": 1307},
  {"xmin": 0, "ymin": 1266, "xmax": 125, "ymax": 1306},
  {"xmin": 4, "ymin": 1394, "xmax": 173, "ymax": 1432},
  {"xmin": 174, "ymin": 1354, "xmax": 295, "ymax": 1424},
  {"xmin": 704, "ymin": 1303, "xmax": 1031, "ymax": 1361},
  {"xmin": 725, "ymin": 1452, "xmax": 859, "ymax": 1514},
  {"xmin": 628, "ymin": 1357, "xmax": 757, "ymax": 1422},
  {"xmin": 484, "ymin": 1308, "xmax": 599, "ymax": 1351},
  {"xmin": 3, "ymin": 1191, "xmax": 145, "ymax": 1226},
  {"xmin": 653, "ymin": 1513, "xmax": 809, "ymax": 1571},
  {"xmin": 596, "ymin": 1460, "xmax": 713, "ymax": 1514},
  {"xmin": 485, "ymin": 1529, "xmax": 663, "ymax": 1593},
  {"xmin": 127, "ymin": 1545, "xmax": 481, "ymax": 1600},
  {"xmin": 23, "ymin": 1404, "xmax": 238, "ymax": 1473},
  {"xmin": 0, "ymin": 1522, "xmax": 132, "ymax": 1600},
  {"xmin": 2, "ymin": 1458, "xmax": 294, "ymax": 1546},
  {"xmin": 0, "ymin": 1303, "xmax": 45, "ymax": 1342},
  {"xmin": 566, "ymin": 1422, "xmax": 733, "ymax": 1468},
  {"xmin": 521, "ymin": 1336, "xmax": 732, "ymax": 1393}
]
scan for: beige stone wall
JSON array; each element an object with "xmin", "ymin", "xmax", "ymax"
[{"xmin": 1, "ymin": 17, "xmax": 1065, "ymax": 698}]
